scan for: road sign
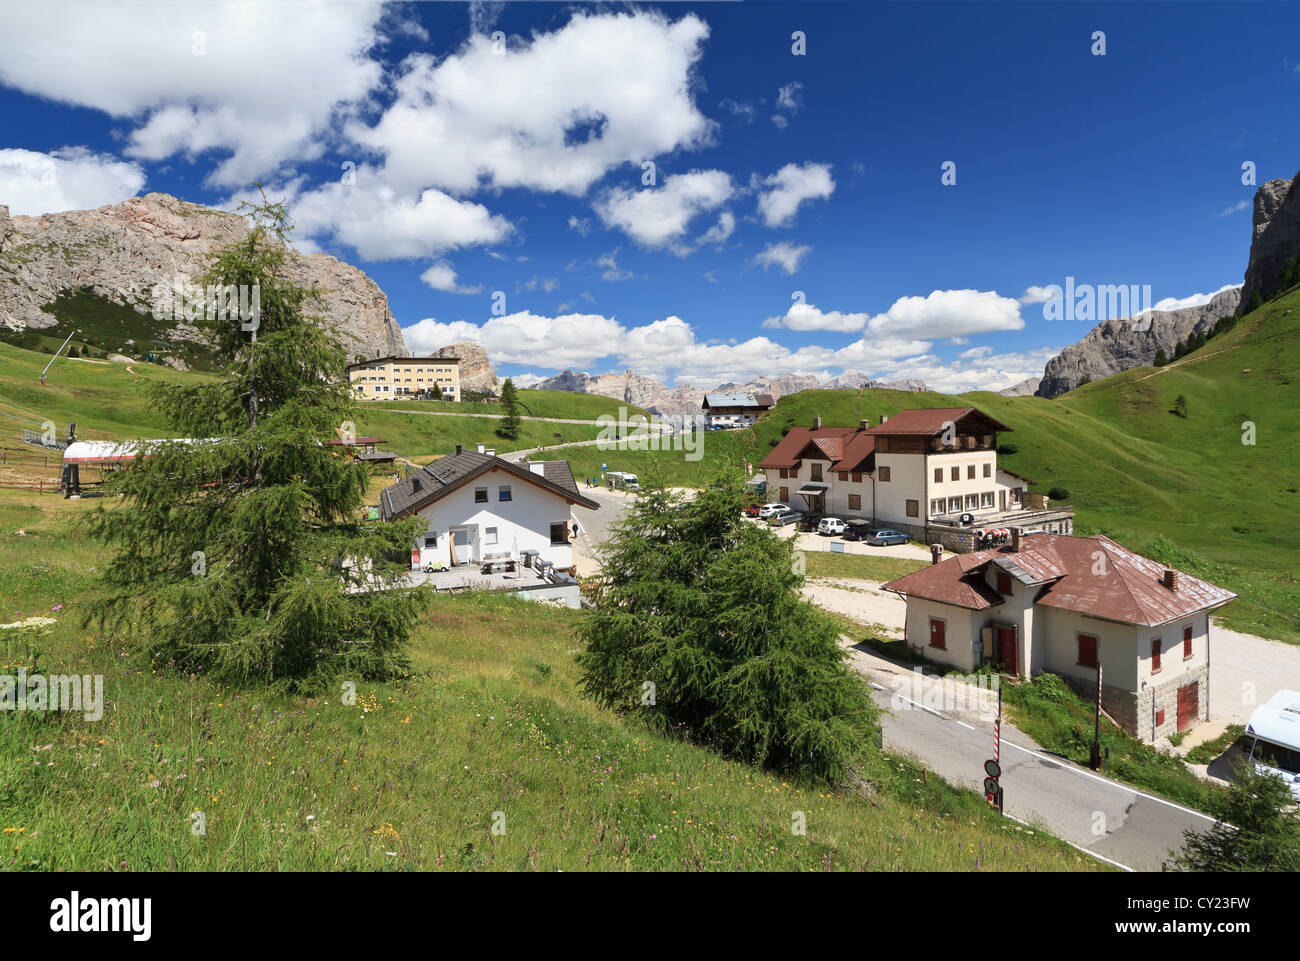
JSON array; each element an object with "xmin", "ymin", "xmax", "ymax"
[
  {"xmin": 984, "ymin": 759, "xmax": 1001, "ymax": 779},
  {"xmin": 983, "ymin": 777, "xmax": 999, "ymax": 796}
]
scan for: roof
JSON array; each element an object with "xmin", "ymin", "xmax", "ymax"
[
  {"xmin": 379, "ymin": 447, "xmax": 599, "ymax": 520},
  {"xmin": 882, "ymin": 533, "xmax": 1237, "ymax": 626},
  {"xmin": 347, "ymin": 355, "xmax": 460, "ymax": 369},
  {"xmin": 865, "ymin": 407, "xmax": 1012, "ymax": 436},
  {"xmin": 997, "ymin": 466, "xmax": 1036, "ymax": 485},
  {"xmin": 760, "ymin": 425, "xmax": 876, "ymax": 472},
  {"xmin": 1247, "ymin": 690, "xmax": 1300, "ymax": 748},
  {"xmin": 702, "ymin": 392, "xmax": 775, "ymax": 409},
  {"xmin": 326, "ymin": 436, "xmax": 386, "ymax": 446}
]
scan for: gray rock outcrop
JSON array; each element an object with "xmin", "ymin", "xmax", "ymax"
[
  {"xmin": 1242, "ymin": 169, "xmax": 1300, "ymax": 303},
  {"xmin": 434, "ymin": 341, "xmax": 500, "ymax": 394}
]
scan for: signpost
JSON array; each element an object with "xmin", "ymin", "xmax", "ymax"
[{"xmin": 985, "ymin": 685, "xmax": 1004, "ymax": 813}]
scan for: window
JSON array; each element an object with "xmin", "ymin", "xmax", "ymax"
[
  {"xmin": 779, "ymin": 487, "xmax": 789, "ymax": 501},
  {"xmin": 779, "ymin": 468, "xmax": 789, "ymax": 479},
  {"xmin": 948, "ymin": 497, "xmax": 962, "ymax": 512},
  {"xmin": 879, "ymin": 466, "xmax": 891, "ymax": 482},
  {"xmin": 996, "ymin": 570, "xmax": 1012, "ymax": 594},
  {"xmin": 549, "ymin": 523, "xmax": 568, "ymax": 545},
  {"xmin": 851, "ymin": 472, "xmax": 862, "ymax": 483},
  {"xmin": 906, "ymin": 499, "xmax": 919, "ymax": 518},
  {"xmin": 485, "ymin": 527, "xmax": 499, "ymax": 546},
  {"xmin": 983, "ymin": 463, "xmax": 992, "ymax": 478},
  {"xmin": 1183, "ymin": 625, "xmax": 1194, "ymax": 659},
  {"xmin": 965, "ymin": 494, "xmax": 979, "ymax": 509},
  {"xmin": 498, "ymin": 485, "xmax": 512, "ymax": 502},
  {"xmin": 877, "ymin": 437, "xmax": 890, "ymax": 452},
  {"xmin": 950, "ymin": 466, "xmax": 960, "ymax": 481},
  {"xmin": 810, "ymin": 463, "xmax": 822, "ymax": 481},
  {"xmin": 1151, "ymin": 638, "xmax": 1162, "ymax": 673},
  {"xmin": 1077, "ymin": 634, "xmax": 1099, "ymax": 668},
  {"xmin": 423, "ymin": 535, "xmax": 438, "ymax": 549},
  {"xmin": 967, "ymin": 464, "xmax": 976, "ymax": 479},
  {"xmin": 474, "ymin": 487, "xmax": 488, "ymax": 503},
  {"xmin": 931, "ymin": 498, "xmax": 944, "ymax": 515},
  {"xmin": 983, "ymin": 434, "xmax": 994, "ymax": 448},
  {"xmin": 848, "ymin": 494, "xmax": 861, "ymax": 511},
  {"xmin": 980, "ymin": 491, "xmax": 994, "ymax": 508},
  {"xmin": 929, "ymin": 617, "xmax": 946, "ymax": 650},
  {"xmin": 837, "ymin": 471, "xmax": 848, "ymax": 482},
  {"xmin": 934, "ymin": 467, "xmax": 943, "ymax": 483}
]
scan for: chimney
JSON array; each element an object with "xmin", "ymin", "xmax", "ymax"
[
  {"xmin": 813, "ymin": 415, "xmax": 822, "ymax": 429},
  {"xmin": 930, "ymin": 543, "xmax": 943, "ymax": 566},
  {"xmin": 477, "ymin": 443, "xmax": 485, "ymax": 454},
  {"xmin": 485, "ymin": 447, "xmax": 495, "ymax": 458},
  {"xmin": 881, "ymin": 414, "xmax": 889, "ymax": 423},
  {"xmin": 1011, "ymin": 527, "xmax": 1023, "ymax": 552},
  {"xmin": 1163, "ymin": 568, "xmax": 1180, "ymax": 592},
  {"xmin": 530, "ymin": 462, "xmax": 545, "ymax": 476},
  {"xmin": 859, "ymin": 418, "xmax": 870, "ymax": 430},
  {"xmin": 455, "ymin": 444, "xmax": 462, "ymax": 455}
]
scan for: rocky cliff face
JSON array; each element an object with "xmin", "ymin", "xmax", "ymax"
[
  {"xmin": 1036, "ymin": 286, "xmax": 1241, "ymax": 398},
  {"xmin": 434, "ymin": 341, "xmax": 500, "ymax": 393},
  {"xmin": 1242, "ymin": 169, "xmax": 1300, "ymax": 303},
  {"xmin": 999, "ymin": 377, "xmax": 1041, "ymax": 397},
  {"xmin": 0, "ymin": 193, "xmax": 406, "ymax": 359}
]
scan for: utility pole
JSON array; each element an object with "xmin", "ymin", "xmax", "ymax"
[
  {"xmin": 1090, "ymin": 662, "xmax": 1103, "ymax": 770},
  {"xmin": 40, "ymin": 329, "xmax": 79, "ymax": 385}
]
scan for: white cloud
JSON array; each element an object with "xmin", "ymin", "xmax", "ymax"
[
  {"xmin": 0, "ymin": 2, "xmax": 387, "ymax": 189},
  {"xmin": 698, "ymin": 210, "xmax": 735, "ymax": 246},
  {"xmin": 567, "ymin": 215, "xmax": 591, "ymax": 235},
  {"xmin": 420, "ymin": 261, "xmax": 482, "ymax": 295},
  {"xmin": 596, "ymin": 248, "xmax": 634, "ymax": 281},
  {"xmin": 719, "ymin": 98, "xmax": 757, "ymax": 123},
  {"xmin": 772, "ymin": 81, "xmax": 803, "ymax": 128},
  {"xmin": 754, "ymin": 162, "xmax": 834, "ymax": 227},
  {"xmin": 866, "ymin": 289, "xmax": 1025, "ymax": 340},
  {"xmin": 1214, "ymin": 198, "xmax": 1250, "ymax": 218},
  {"xmin": 1019, "ymin": 285, "xmax": 1059, "ymax": 304},
  {"xmin": 762, "ymin": 301, "xmax": 868, "ymax": 333},
  {"xmin": 1146, "ymin": 283, "xmax": 1241, "ymax": 313},
  {"xmin": 595, "ymin": 170, "xmax": 733, "ymax": 249},
  {"xmin": 959, "ymin": 345, "xmax": 993, "ymax": 359},
  {"xmin": 868, "ymin": 345, "xmax": 1061, "ymax": 394},
  {"xmin": 752, "ymin": 242, "xmax": 811, "ymax": 275},
  {"xmin": 285, "ymin": 173, "xmax": 513, "ymax": 260},
  {"xmin": 350, "ymin": 11, "xmax": 714, "ymax": 198},
  {"xmin": 0, "ymin": 146, "xmax": 144, "ymax": 216}
]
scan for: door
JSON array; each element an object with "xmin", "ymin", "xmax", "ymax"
[
  {"xmin": 449, "ymin": 527, "xmax": 472, "ymax": 566},
  {"xmin": 1177, "ymin": 682, "xmax": 1199, "ymax": 732},
  {"xmin": 929, "ymin": 618, "xmax": 946, "ymax": 650},
  {"xmin": 996, "ymin": 626, "xmax": 1018, "ymax": 675}
]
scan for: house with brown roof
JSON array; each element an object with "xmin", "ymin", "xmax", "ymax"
[
  {"xmin": 380, "ymin": 444, "xmax": 598, "ymax": 600},
  {"xmin": 881, "ymin": 529, "xmax": 1237, "ymax": 741},
  {"xmin": 701, "ymin": 392, "xmax": 776, "ymax": 428},
  {"xmin": 758, "ymin": 407, "xmax": 1074, "ymax": 548}
]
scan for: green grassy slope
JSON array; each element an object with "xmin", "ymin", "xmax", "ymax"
[
  {"xmin": 371, "ymin": 389, "xmax": 647, "ymax": 421},
  {"xmin": 0, "ymin": 491, "xmax": 1096, "ymax": 871}
]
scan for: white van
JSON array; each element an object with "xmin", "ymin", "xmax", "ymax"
[{"xmin": 1245, "ymin": 689, "xmax": 1300, "ymax": 800}]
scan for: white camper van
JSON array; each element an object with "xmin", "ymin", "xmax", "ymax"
[{"xmin": 1245, "ymin": 689, "xmax": 1300, "ymax": 801}]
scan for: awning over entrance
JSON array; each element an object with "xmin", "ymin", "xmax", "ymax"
[{"xmin": 795, "ymin": 483, "xmax": 829, "ymax": 496}]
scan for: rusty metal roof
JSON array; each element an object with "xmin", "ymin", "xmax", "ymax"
[
  {"xmin": 759, "ymin": 426, "xmax": 875, "ymax": 472},
  {"xmin": 864, "ymin": 407, "xmax": 1012, "ymax": 436}
]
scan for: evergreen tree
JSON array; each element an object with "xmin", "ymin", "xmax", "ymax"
[
  {"xmin": 1174, "ymin": 394, "xmax": 1188, "ymax": 418},
  {"xmin": 1153, "ymin": 349, "xmax": 1168, "ymax": 367},
  {"xmin": 1279, "ymin": 256, "xmax": 1298, "ymax": 293},
  {"xmin": 497, "ymin": 377, "xmax": 521, "ymax": 439},
  {"xmin": 1173, "ymin": 759, "xmax": 1300, "ymax": 872},
  {"xmin": 85, "ymin": 195, "xmax": 426, "ymax": 689},
  {"xmin": 576, "ymin": 473, "xmax": 878, "ymax": 782},
  {"xmin": 1246, "ymin": 290, "xmax": 1264, "ymax": 314}
]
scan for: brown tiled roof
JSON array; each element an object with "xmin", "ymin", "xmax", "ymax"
[
  {"xmin": 759, "ymin": 426, "xmax": 875, "ymax": 472},
  {"xmin": 882, "ymin": 533, "xmax": 1236, "ymax": 626},
  {"xmin": 865, "ymin": 407, "xmax": 1012, "ymax": 436},
  {"xmin": 380, "ymin": 448, "xmax": 598, "ymax": 520},
  {"xmin": 752, "ymin": 393, "xmax": 776, "ymax": 408}
]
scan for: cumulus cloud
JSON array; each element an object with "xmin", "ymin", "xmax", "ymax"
[
  {"xmin": 762, "ymin": 301, "xmax": 869, "ymax": 333},
  {"xmin": 595, "ymin": 170, "xmax": 733, "ymax": 249},
  {"xmin": 420, "ymin": 261, "xmax": 483, "ymax": 295},
  {"xmin": 596, "ymin": 249, "xmax": 634, "ymax": 281},
  {"xmin": 349, "ymin": 11, "xmax": 714, "ymax": 198},
  {"xmin": 1019, "ymin": 285, "xmax": 1059, "ymax": 304},
  {"xmin": 772, "ymin": 81, "xmax": 803, "ymax": 129},
  {"xmin": 867, "ymin": 345, "xmax": 1062, "ymax": 394},
  {"xmin": 698, "ymin": 210, "xmax": 735, "ymax": 246},
  {"xmin": 1147, "ymin": 283, "xmax": 1240, "ymax": 313},
  {"xmin": 0, "ymin": 2, "xmax": 387, "ymax": 188},
  {"xmin": 752, "ymin": 242, "xmax": 811, "ymax": 275},
  {"xmin": 0, "ymin": 146, "xmax": 144, "ymax": 216},
  {"xmin": 754, "ymin": 161, "xmax": 834, "ymax": 227},
  {"xmin": 866, "ymin": 289, "xmax": 1025, "ymax": 340}
]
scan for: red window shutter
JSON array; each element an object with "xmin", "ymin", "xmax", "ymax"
[
  {"xmin": 996, "ymin": 571, "xmax": 1012, "ymax": 594},
  {"xmin": 1078, "ymin": 634, "xmax": 1098, "ymax": 667},
  {"xmin": 1151, "ymin": 638, "xmax": 1162, "ymax": 672},
  {"xmin": 1156, "ymin": 709, "xmax": 1165, "ymax": 727},
  {"xmin": 1183, "ymin": 626, "xmax": 1193, "ymax": 658}
]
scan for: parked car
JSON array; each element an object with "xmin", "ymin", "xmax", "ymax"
[
  {"xmin": 796, "ymin": 512, "xmax": 824, "ymax": 532},
  {"xmin": 841, "ymin": 519, "xmax": 874, "ymax": 541},
  {"xmin": 817, "ymin": 517, "xmax": 847, "ymax": 536},
  {"xmin": 743, "ymin": 502, "xmax": 762, "ymax": 517},
  {"xmin": 865, "ymin": 528, "xmax": 910, "ymax": 546},
  {"xmin": 767, "ymin": 508, "xmax": 803, "ymax": 527},
  {"xmin": 756, "ymin": 502, "xmax": 787, "ymax": 520}
]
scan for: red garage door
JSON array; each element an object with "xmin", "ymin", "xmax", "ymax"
[{"xmin": 1177, "ymin": 682, "xmax": 1199, "ymax": 732}]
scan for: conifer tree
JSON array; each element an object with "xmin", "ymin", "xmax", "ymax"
[
  {"xmin": 498, "ymin": 377, "xmax": 522, "ymax": 440},
  {"xmin": 85, "ymin": 195, "xmax": 425, "ymax": 689},
  {"xmin": 1174, "ymin": 759, "xmax": 1300, "ymax": 871}
]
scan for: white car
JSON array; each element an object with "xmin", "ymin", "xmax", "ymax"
[
  {"xmin": 756, "ymin": 503, "xmax": 787, "ymax": 520},
  {"xmin": 817, "ymin": 517, "xmax": 846, "ymax": 536}
]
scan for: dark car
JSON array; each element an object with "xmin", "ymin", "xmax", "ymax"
[
  {"xmin": 796, "ymin": 512, "xmax": 824, "ymax": 532},
  {"xmin": 841, "ymin": 519, "xmax": 874, "ymax": 542},
  {"xmin": 865, "ymin": 528, "xmax": 910, "ymax": 546}
]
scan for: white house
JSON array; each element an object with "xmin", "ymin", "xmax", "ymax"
[
  {"xmin": 379, "ymin": 444, "xmax": 599, "ymax": 575},
  {"xmin": 701, "ymin": 392, "xmax": 775, "ymax": 428},
  {"xmin": 882, "ymin": 530, "xmax": 1237, "ymax": 742}
]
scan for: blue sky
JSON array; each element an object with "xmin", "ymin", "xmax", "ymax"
[{"xmin": 1, "ymin": 1, "xmax": 1297, "ymax": 392}]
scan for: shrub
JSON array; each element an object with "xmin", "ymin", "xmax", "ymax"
[{"xmin": 1047, "ymin": 486, "xmax": 1070, "ymax": 501}]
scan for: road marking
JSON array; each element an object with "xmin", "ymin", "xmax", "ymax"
[
  {"xmin": 1003, "ymin": 812, "xmax": 1135, "ymax": 872},
  {"xmin": 874, "ymin": 684, "xmax": 1217, "ymax": 824}
]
